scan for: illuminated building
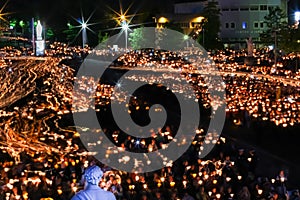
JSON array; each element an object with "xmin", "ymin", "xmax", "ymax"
[{"xmin": 218, "ymin": 0, "xmax": 288, "ymax": 47}]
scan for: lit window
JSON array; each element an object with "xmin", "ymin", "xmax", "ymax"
[{"xmin": 242, "ymin": 22, "xmax": 247, "ymax": 29}]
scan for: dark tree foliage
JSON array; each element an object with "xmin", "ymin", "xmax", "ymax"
[
  {"xmin": 199, "ymin": 0, "xmax": 222, "ymax": 50},
  {"xmin": 260, "ymin": 6, "xmax": 288, "ymax": 50}
]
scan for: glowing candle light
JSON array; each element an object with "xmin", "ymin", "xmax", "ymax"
[
  {"xmin": 258, "ymin": 189, "xmax": 263, "ymax": 195},
  {"xmin": 170, "ymin": 181, "xmax": 175, "ymax": 187},
  {"xmin": 271, "ymin": 179, "xmax": 275, "ymax": 184},
  {"xmin": 183, "ymin": 180, "xmax": 187, "ymax": 188},
  {"xmin": 143, "ymin": 184, "xmax": 147, "ymax": 189},
  {"xmin": 57, "ymin": 188, "xmax": 63, "ymax": 195},
  {"xmin": 73, "ymin": 186, "xmax": 78, "ymax": 192},
  {"xmin": 135, "ymin": 175, "xmax": 139, "ymax": 182},
  {"xmin": 23, "ymin": 192, "xmax": 28, "ymax": 200}
]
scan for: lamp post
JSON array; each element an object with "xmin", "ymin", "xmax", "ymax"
[
  {"xmin": 121, "ymin": 20, "xmax": 129, "ymax": 50},
  {"xmin": 273, "ymin": 29, "xmax": 279, "ymax": 67},
  {"xmin": 183, "ymin": 35, "xmax": 189, "ymax": 48},
  {"xmin": 82, "ymin": 22, "xmax": 87, "ymax": 48},
  {"xmin": 202, "ymin": 27, "xmax": 205, "ymax": 47},
  {"xmin": 152, "ymin": 17, "xmax": 157, "ymax": 28}
]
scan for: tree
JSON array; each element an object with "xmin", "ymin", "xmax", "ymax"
[
  {"xmin": 46, "ymin": 28, "xmax": 55, "ymax": 41},
  {"xmin": 279, "ymin": 26, "xmax": 300, "ymax": 53},
  {"xmin": 260, "ymin": 6, "xmax": 288, "ymax": 50},
  {"xmin": 62, "ymin": 23, "xmax": 77, "ymax": 44},
  {"xmin": 97, "ymin": 31, "xmax": 109, "ymax": 47},
  {"xmin": 98, "ymin": 31, "xmax": 109, "ymax": 44},
  {"xmin": 199, "ymin": 0, "xmax": 222, "ymax": 50},
  {"xmin": 129, "ymin": 27, "xmax": 146, "ymax": 50}
]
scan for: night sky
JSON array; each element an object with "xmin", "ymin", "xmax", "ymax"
[
  {"xmin": 6, "ymin": 0, "xmax": 298, "ymax": 25},
  {"xmin": 3, "ymin": 0, "xmax": 299, "ymax": 45},
  {"xmin": 7, "ymin": 0, "xmax": 176, "ymax": 24}
]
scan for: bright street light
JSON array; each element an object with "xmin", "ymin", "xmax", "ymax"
[
  {"xmin": 295, "ymin": 11, "xmax": 300, "ymax": 22},
  {"xmin": 122, "ymin": 21, "xmax": 129, "ymax": 30},
  {"xmin": 70, "ymin": 10, "xmax": 98, "ymax": 48},
  {"xmin": 120, "ymin": 15, "xmax": 126, "ymax": 21}
]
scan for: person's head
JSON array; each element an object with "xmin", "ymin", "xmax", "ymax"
[
  {"xmin": 273, "ymin": 192, "xmax": 279, "ymax": 200},
  {"xmin": 141, "ymin": 194, "xmax": 148, "ymax": 200},
  {"xmin": 155, "ymin": 191, "xmax": 161, "ymax": 198},
  {"xmin": 84, "ymin": 165, "xmax": 103, "ymax": 185}
]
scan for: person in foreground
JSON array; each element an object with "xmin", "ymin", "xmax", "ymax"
[{"xmin": 71, "ymin": 165, "xmax": 116, "ymax": 200}]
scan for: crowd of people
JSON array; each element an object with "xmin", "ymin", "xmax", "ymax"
[
  {"xmin": 0, "ymin": 134, "xmax": 299, "ymax": 200},
  {"xmin": 0, "ymin": 43, "xmax": 299, "ymax": 200}
]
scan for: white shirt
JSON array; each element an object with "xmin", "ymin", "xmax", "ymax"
[{"xmin": 71, "ymin": 184, "xmax": 116, "ymax": 200}]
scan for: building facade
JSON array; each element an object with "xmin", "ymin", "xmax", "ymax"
[
  {"xmin": 218, "ymin": 0, "xmax": 288, "ymax": 46},
  {"xmin": 156, "ymin": 1, "xmax": 206, "ymax": 35},
  {"xmin": 159, "ymin": 0, "xmax": 289, "ymax": 47}
]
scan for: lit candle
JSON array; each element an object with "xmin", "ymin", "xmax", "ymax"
[
  {"xmin": 23, "ymin": 192, "xmax": 28, "ymax": 200},
  {"xmin": 170, "ymin": 181, "xmax": 175, "ymax": 187},
  {"xmin": 271, "ymin": 179, "xmax": 275, "ymax": 184},
  {"xmin": 57, "ymin": 189, "xmax": 63, "ymax": 195},
  {"xmin": 73, "ymin": 186, "xmax": 78, "ymax": 192},
  {"xmin": 135, "ymin": 175, "xmax": 139, "ymax": 182},
  {"xmin": 143, "ymin": 184, "xmax": 147, "ymax": 189},
  {"xmin": 183, "ymin": 180, "xmax": 187, "ymax": 188}
]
